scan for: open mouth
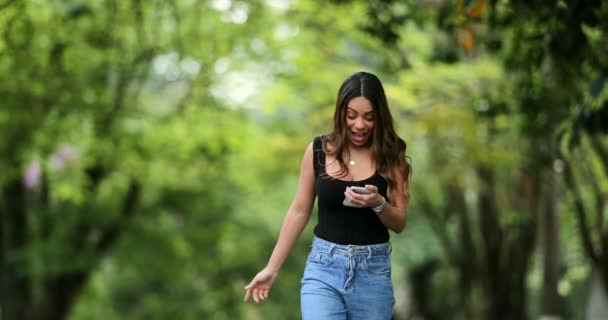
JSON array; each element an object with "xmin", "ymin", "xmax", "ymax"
[{"xmin": 351, "ymin": 131, "xmax": 369, "ymax": 144}]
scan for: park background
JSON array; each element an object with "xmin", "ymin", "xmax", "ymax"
[{"xmin": 1, "ymin": 0, "xmax": 608, "ymax": 319}]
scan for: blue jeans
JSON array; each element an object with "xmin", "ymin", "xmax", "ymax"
[{"xmin": 300, "ymin": 237, "xmax": 395, "ymax": 320}]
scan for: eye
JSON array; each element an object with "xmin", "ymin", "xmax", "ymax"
[
  {"xmin": 365, "ymin": 114, "xmax": 375, "ymax": 121},
  {"xmin": 347, "ymin": 113, "xmax": 357, "ymax": 120}
]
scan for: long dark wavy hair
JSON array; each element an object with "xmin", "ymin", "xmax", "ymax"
[{"xmin": 322, "ymin": 71, "xmax": 411, "ymax": 193}]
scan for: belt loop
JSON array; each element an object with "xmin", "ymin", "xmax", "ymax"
[
  {"xmin": 367, "ymin": 246, "xmax": 372, "ymax": 258},
  {"xmin": 388, "ymin": 242, "xmax": 392, "ymax": 255}
]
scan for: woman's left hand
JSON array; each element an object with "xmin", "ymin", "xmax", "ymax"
[{"xmin": 344, "ymin": 184, "xmax": 385, "ymax": 208}]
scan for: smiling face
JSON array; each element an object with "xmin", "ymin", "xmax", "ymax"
[
  {"xmin": 327, "ymin": 71, "xmax": 409, "ymax": 191},
  {"xmin": 346, "ymin": 96, "xmax": 375, "ymax": 147}
]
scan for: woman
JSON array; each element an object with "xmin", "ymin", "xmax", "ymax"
[{"xmin": 244, "ymin": 71, "xmax": 411, "ymax": 319}]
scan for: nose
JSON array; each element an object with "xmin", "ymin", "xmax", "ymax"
[{"xmin": 354, "ymin": 118, "xmax": 365, "ymax": 129}]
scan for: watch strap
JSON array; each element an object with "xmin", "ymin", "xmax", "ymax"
[{"xmin": 372, "ymin": 196, "xmax": 387, "ymax": 213}]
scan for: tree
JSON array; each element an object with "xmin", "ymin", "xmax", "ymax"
[
  {"xmin": 325, "ymin": 0, "xmax": 608, "ymax": 318},
  {"xmin": 0, "ymin": 1, "xmax": 276, "ymax": 319}
]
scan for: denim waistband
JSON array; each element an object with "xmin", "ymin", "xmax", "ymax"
[{"xmin": 311, "ymin": 236, "xmax": 391, "ymax": 257}]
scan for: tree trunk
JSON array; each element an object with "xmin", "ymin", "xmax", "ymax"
[
  {"xmin": 1, "ymin": 177, "xmax": 30, "ymax": 320},
  {"xmin": 478, "ymin": 165, "xmax": 536, "ymax": 320},
  {"xmin": 30, "ymin": 272, "xmax": 89, "ymax": 320},
  {"xmin": 477, "ymin": 165, "xmax": 503, "ymax": 319},
  {"xmin": 451, "ymin": 184, "xmax": 476, "ymax": 318},
  {"xmin": 586, "ymin": 268, "xmax": 608, "ymax": 320},
  {"xmin": 407, "ymin": 259, "xmax": 441, "ymax": 320},
  {"xmin": 540, "ymin": 169, "xmax": 563, "ymax": 318}
]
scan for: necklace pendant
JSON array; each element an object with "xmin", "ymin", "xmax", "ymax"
[{"xmin": 349, "ymin": 160, "xmax": 355, "ymax": 166}]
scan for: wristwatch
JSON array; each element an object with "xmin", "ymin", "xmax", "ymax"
[{"xmin": 372, "ymin": 196, "xmax": 387, "ymax": 213}]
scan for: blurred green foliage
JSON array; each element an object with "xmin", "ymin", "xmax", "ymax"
[{"xmin": 1, "ymin": 1, "xmax": 607, "ymax": 320}]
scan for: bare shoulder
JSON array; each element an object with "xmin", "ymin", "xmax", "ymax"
[
  {"xmin": 300, "ymin": 141, "xmax": 315, "ymax": 172},
  {"xmin": 303, "ymin": 141, "xmax": 314, "ymax": 158}
]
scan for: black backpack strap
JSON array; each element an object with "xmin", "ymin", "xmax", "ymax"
[{"xmin": 312, "ymin": 136, "xmax": 325, "ymax": 177}]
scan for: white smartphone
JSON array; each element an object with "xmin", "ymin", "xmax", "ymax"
[
  {"xmin": 350, "ymin": 186, "xmax": 371, "ymax": 194},
  {"xmin": 343, "ymin": 186, "xmax": 371, "ymax": 207}
]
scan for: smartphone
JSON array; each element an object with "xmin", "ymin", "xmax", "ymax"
[
  {"xmin": 343, "ymin": 186, "xmax": 371, "ymax": 207},
  {"xmin": 350, "ymin": 186, "xmax": 371, "ymax": 194}
]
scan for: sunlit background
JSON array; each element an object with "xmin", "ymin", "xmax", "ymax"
[{"xmin": 1, "ymin": 0, "xmax": 608, "ymax": 319}]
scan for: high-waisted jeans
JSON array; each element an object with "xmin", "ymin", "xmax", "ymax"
[{"xmin": 300, "ymin": 236, "xmax": 395, "ymax": 320}]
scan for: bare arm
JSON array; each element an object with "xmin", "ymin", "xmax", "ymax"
[
  {"xmin": 265, "ymin": 142, "xmax": 316, "ymax": 272},
  {"xmin": 375, "ymin": 181, "xmax": 409, "ymax": 233},
  {"xmin": 244, "ymin": 142, "xmax": 316, "ymax": 303}
]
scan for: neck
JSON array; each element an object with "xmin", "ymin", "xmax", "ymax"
[
  {"xmin": 346, "ymin": 145, "xmax": 372, "ymax": 166},
  {"xmin": 347, "ymin": 144, "xmax": 371, "ymax": 154}
]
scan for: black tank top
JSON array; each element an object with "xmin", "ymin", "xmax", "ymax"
[{"xmin": 312, "ymin": 136, "xmax": 389, "ymax": 245}]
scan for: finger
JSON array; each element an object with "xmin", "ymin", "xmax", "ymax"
[
  {"xmin": 344, "ymin": 188, "xmax": 351, "ymax": 198},
  {"xmin": 344, "ymin": 191, "xmax": 353, "ymax": 201},
  {"xmin": 345, "ymin": 194, "xmax": 362, "ymax": 207},
  {"xmin": 244, "ymin": 278, "xmax": 257, "ymax": 290},
  {"xmin": 253, "ymin": 288, "xmax": 260, "ymax": 303},
  {"xmin": 244, "ymin": 288, "xmax": 252, "ymax": 303},
  {"xmin": 365, "ymin": 184, "xmax": 378, "ymax": 193},
  {"xmin": 347, "ymin": 196, "xmax": 362, "ymax": 207},
  {"xmin": 344, "ymin": 191, "xmax": 351, "ymax": 201},
  {"xmin": 263, "ymin": 289, "xmax": 269, "ymax": 300},
  {"xmin": 345, "ymin": 188, "xmax": 358, "ymax": 199}
]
